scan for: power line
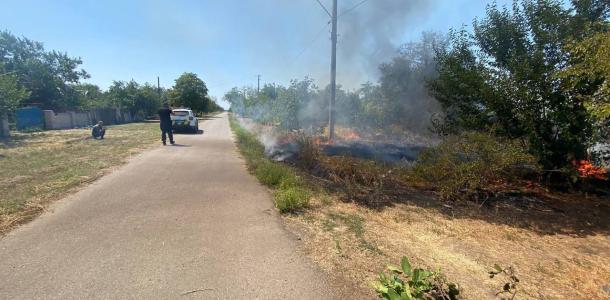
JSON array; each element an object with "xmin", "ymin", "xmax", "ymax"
[
  {"xmin": 315, "ymin": 0, "xmax": 332, "ymax": 18},
  {"xmin": 287, "ymin": 23, "xmax": 330, "ymax": 67},
  {"xmin": 339, "ymin": 0, "xmax": 371, "ymax": 17}
]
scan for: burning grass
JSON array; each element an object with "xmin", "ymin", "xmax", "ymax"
[
  {"xmin": 230, "ymin": 115, "xmax": 310, "ymax": 213},
  {"xmin": 230, "ymin": 115, "xmax": 610, "ymax": 298},
  {"xmin": 0, "ymin": 122, "xmax": 159, "ymax": 234}
]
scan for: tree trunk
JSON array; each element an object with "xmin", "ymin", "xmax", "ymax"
[{"xmin": 0, "ymin": 112, "xmax": 9, "ymax": 138}]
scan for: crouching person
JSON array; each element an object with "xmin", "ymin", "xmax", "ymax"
[{"xmin": 92, "ymin": 121, "xmax": 106, "ymax": 139}]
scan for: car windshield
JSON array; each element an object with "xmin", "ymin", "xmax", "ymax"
[{"xmin": 173, "ymin": 111, "xmax": 189, "ymax": 116}]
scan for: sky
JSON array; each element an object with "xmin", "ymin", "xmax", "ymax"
[{"xmin": 3, "ymin": 0, "xmax": 512, "ymax": 109}]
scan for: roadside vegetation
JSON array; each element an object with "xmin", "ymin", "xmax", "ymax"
[
  {"xmin": 229, "ymin": 115, "xmax": 310, "ymax": 213},
  {"xmin": 227, "ymin": 1, "xmax": 609, "ymax": 298},
  {"xmin": 0, "ymin": 122, "xmax": 159, "ymax": 234}
]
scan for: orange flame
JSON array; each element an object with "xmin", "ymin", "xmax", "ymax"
[
  {"xmin": 337, "ymin": 128, "xmax": 361, "ymax": 141},
  {"xmin": 573, "ymin": 160, "xmax": 608, "ymax": 180}
]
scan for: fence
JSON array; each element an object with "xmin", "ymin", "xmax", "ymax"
[
  {"xmin": 16, "ymin": 107, "xmax": 44, "ymax": 130},
  {"xmin": 15, "ymin": 107, "xmax": 140, "ymax": 131}
]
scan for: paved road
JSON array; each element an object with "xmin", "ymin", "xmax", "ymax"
[{"xmin": 0, "ymin": 113, "xmax": 349, "ymax": 299}]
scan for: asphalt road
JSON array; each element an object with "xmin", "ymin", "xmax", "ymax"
[{"xmin": 0, "ymin": 113, "xmax": 349, "ymax": 299}]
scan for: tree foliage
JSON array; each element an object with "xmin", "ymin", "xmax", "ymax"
[
  {"xmin": 557, "ymin": 24, "xmax": 610, "ymax": 137},
  {"xmin": 428, "ymin": 0, "xmax": 610, "ymax": 169},
  {"xmin": 0, "ymin": 30, "xmax": 223, "ymax": 119},
  {"xmin": 0, "ymin": 64, "xmax": 29, "ymax": 115},
  {"xmin": 0, "ymin": 30, "xmax": 89, "ymax": 110},
  {"xmin": 168, "ymin": 72, "xmax": 211, "ymax": 113}
]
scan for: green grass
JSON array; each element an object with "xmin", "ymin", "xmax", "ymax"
[
  {"xmin": 0, "ymin": 123, "xmax": 159, "ymax": 233},
  {"xmin": 229, "ymin": 115, "xmax": 310, "ymax": 213}
]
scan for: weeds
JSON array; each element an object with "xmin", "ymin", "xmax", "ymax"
[
  {"xmin": 274, "ymin": 185, "xmax": 310, "ymax": 213},
  {"xmin": 255, "ymin": 161, "xmax": 293, "ymax": 187},
  {"xmin": 373, "ymin": 256, "xmax": 460, "ymax": 300}
]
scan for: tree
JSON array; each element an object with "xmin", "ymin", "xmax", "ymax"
[
  {"xmin": 428, "ymin": 0, "xmax": 609, "ymax": 169},
  {"xmin": 0, "ymin": 63, "xmax": 30, "ymax": 137},
  {"xmin": 558, "ymin": 25, "xmax": 610, "ymax": 139},
  {"xmin": 0, "ymin": 67, "xmax": 29, "ymax": 116},
  {"xmin": 0, "ymin": 30, "xmax": 89, "ymax": 110},
  {"xmin": 168, "ymin": 73, "xmax": 210, "ymax": 113},
  {"xmin": 105, "ymin": 80, "xmax": 162, "ymax": 117}
]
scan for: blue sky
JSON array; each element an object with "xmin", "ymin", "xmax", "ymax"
[{"xmin": 4, "ymin": 0, "xmax": 511, "ymax": 108}]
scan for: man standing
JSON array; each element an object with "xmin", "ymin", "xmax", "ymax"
[
  {"xmin": 91, "ymin": 121, "xmax": 106, "ymax": 139},
  {"xmin": 158, "ymin": 103, "xmax": 175, "ymax": 145}
]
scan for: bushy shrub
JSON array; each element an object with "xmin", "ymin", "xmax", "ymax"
[
  {"xmin": 411, "ymin": 132, "xmax": 538, "ymax": 200},
  {"xmin": 274, "ymin": 185, "xmax": 310, "ymax": 213}
]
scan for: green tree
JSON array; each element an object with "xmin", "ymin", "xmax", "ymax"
[
  {"xmin": 169, "ymin": 72, "xmax": 210, "ymax": 113},
  {"xmin": 105, "ymin": 80, "xmax": 161, "ymax": 117},
  {"xmin": 558, "ymin": 25, "xmax": 610, "ymax": 138},
  {"xmin": 428, "ymin": 0, "xmax": 609, "ymax": 169},
  {"xmin": 0, "ymin": 31, "xmax": 89, "ymax": 110},
  {"xmin": 0, "ymin": 72, "xmax": 29, "ymax": 115}
]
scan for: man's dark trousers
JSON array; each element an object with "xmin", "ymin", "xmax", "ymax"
[{"xmin": 161, "ymin": 124, "xmax": 174, "ymax": 145}]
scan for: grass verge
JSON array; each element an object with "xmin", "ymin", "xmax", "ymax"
[
  {"xmin": 229, "ymin": 115, "xmax": 310, "ymax": 213},
  {"xmin": 0, "ymin": 122, "xmax": 159, "ymax": 234}
]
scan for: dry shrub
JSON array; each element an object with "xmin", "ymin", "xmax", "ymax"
[
  {"xmin": 411, "ymin": 132, "xmax": 539, "ymax": 201},
  {"xmin": 318, "ymin": 156, "xmax": 398, "ymax": 207},
  {"xmin": 295, "ymin": 133, "xmax": 320, "ymax": 170}
]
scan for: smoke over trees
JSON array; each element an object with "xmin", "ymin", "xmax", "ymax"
[{"xmin": 226, "ymin": 32, "xmax": 443, "ymax": 137}]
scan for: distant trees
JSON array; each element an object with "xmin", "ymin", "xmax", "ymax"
[
  {"xmin": 0, "ymin": 30, "xmax": 222, "ymax": 120},
  {"xmin": 105, "ymin": 81, "xmax": 163, "ymax": 118},
  {"xmin": 169, "ymin": 73, "xmax": 211, "ymax": 113}
]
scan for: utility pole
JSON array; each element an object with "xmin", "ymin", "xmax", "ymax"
[
  {"xmin": 157, "ymin": 76, "xmax": 161, "ymax": 102},
  {"xmin": 257, "ymin": 74, "xmax": 261, "ymax": 94},
  {"xmin": 328, "ymin": 0, "xmax": 338, "ymax": 142}
]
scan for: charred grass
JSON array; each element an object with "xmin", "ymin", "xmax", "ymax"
[{"xmin": 0, "ymin": 123, "xmax": 159, "ymax": 234}]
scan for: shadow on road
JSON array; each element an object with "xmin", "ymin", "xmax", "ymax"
[{"xmin": 174, "ymin": 130, "xmax": 204, "ymax": 135}]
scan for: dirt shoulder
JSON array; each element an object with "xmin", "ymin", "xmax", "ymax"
[{"xmin": 281, "ymin": 185, "xmax": 610, "ymax": 299}]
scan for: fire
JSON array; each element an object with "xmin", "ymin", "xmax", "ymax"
[
  {"xmin": 573, "ymin": 160, "xmax": 608, "ymax": 180},
  {"xmin": 337, "ymin": 128, "xmax": 361, "ymax": 141}
]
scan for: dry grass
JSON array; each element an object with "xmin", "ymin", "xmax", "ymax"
[
  {"xmin": 0, "ymin": 123, "xmax": 159, "ymax": 234},
  {"xmin": 283, "ymin": 192, "xmax": 610, "ymax": 299}
]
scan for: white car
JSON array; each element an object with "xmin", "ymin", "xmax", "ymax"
[{"xmin": 171, "ymin": 109, "xmax": 199, "ymax": 133}]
